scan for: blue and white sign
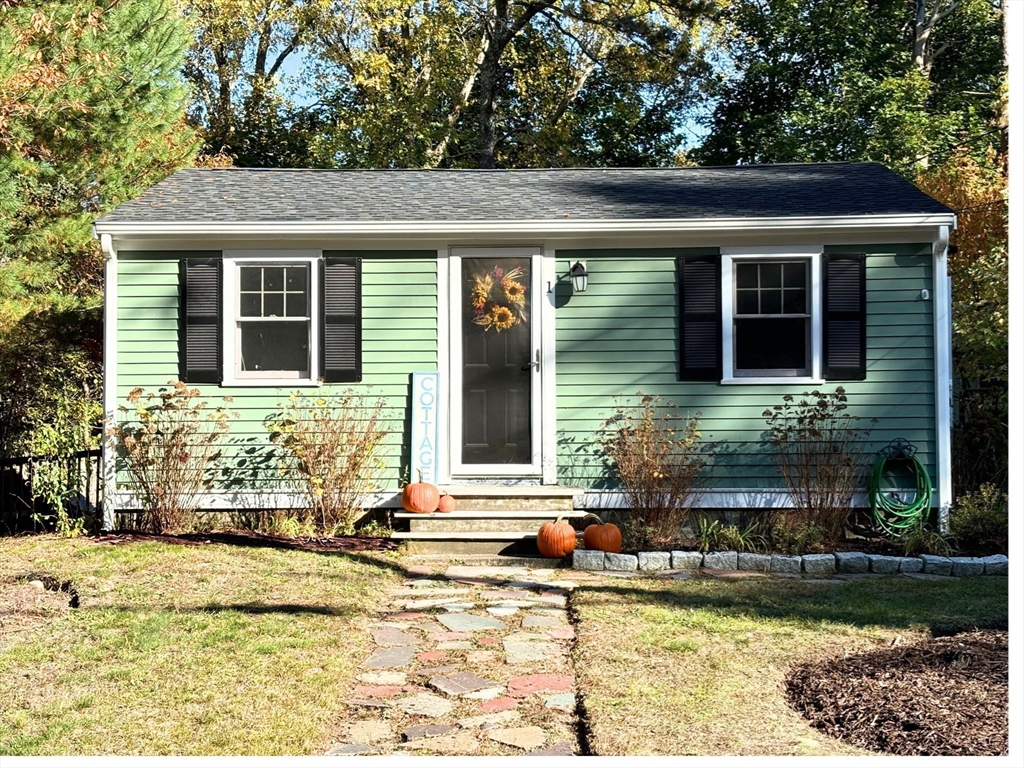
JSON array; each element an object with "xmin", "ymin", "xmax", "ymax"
[{"xmin": 410, "ymin": 371, "xmax": 440, "ymax": 485}]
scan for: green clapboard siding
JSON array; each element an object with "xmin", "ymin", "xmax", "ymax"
[
  {"xmin": 554, "ymin": 245, "xmax": 937, "ymax": 491},
  {"xmin": 116, "ymin": 250, "xmax": 437, "ymax": 492}
]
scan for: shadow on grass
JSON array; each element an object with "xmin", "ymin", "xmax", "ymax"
[
  {"xmin": 572, "ymin": 575, "xmax": 1009, "ymax": 633},
  {"xmin": 195, "ymin": 602, "xmax": 356, "ymax": 616}
]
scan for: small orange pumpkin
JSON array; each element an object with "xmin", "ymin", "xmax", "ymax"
[
  {"xmin": 537, "ymin": 516, "xmax": 577, "ymax": 558},
  {"xmin": 583, "ymin": 517, "xmax": 622, "ymax": 553},
  {"xmin": 402, "ymin": 472, "xmax": 440, "ymax": 513},
  {"xmin": 437, "ymin": 494, "xmax": 457, "ymax": 513}
]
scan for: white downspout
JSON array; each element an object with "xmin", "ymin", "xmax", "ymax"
[
  {"xmin": 99, "ymin": 232, "xmax": 118, "ymax": 531},
  {"xmin": 932, "ymin": 225, "xmax": 953, "ymax": 533}
]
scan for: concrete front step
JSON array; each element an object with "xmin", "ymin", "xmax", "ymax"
[
  {"xmin": 396, "ymin": 509, "xmax": 588, "ymax": 534},
  {"xmin": 391, "ymin": 530, "xmax": 540, "ymax": 541},
  {"xmin": 436, "ymin": 485, "xmax": 583, "ymax": 513}
]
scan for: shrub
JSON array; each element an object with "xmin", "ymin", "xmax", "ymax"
[
  {"xmin": 899, "ymin": 519, "xmax": 955, "ymax": 557},
  {"xmin": 109, "ymin": 381, "xmax": 233, "ymax": 533},
  {"xmin": 949, "ymin": 483, "xmax": 1008, "ymax": 554},
  {"xmin": 766, "ymin": 511, "xmax": 828, "ymax": 554},
  {"xmin": 763, "ymin": 387, "xmax": 874, "ymax": 547},
  {"xmin": 266, "ymin": 390, "xmax": 391, "ymax": 536},
  {"xmin": 695, "ymin": 517, "xmax": 765, "ymax": 553},
  {"xmin": 598, "ymin": 392, "xmax": 706, "ymax": 548}
]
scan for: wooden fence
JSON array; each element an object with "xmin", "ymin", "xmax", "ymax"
[{"xmin": 0, "ymin": 449, "xmax": 102, "ymax": 534}]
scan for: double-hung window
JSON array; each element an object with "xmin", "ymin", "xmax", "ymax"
[{"xmin": 678, "ymin": 247, "xmax": 866, "ymax": 383}]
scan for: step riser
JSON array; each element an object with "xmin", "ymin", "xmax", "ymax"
[
  {"xmin": 409, "ymin": 518, "xmax": 563, "ymax": 533},
  {"xmin": 403, "ymin": 539, "xmax": 544, "ymax": 556},
  {"xmin": 443, "ymin": 497, "xmax": 574, "ymax": 512}
]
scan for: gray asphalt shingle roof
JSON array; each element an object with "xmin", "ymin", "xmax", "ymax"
[{"xmin": 98, "ymin": 163, "xmax": 952, "ymax": 224}]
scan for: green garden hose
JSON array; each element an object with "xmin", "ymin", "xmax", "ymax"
[{"xmin": 869, "ymin": 440, "xmax": 932, "ymax": 537}]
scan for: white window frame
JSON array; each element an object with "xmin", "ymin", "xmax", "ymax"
[
  {"xmin": 222, "ymin": 250, "xmax": 321, "ymax": 387},
  {"xmin": 720, "ymin": 245, "xmax": 824, "ymax": 385}
]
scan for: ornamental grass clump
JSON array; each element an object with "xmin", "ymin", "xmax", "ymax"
[
  {"xmin": 763, "ymin": 387, "xmax": 874, "ymax": 547},
  {"xmin": 599, "ymin": 392, "xmax": 706, "ymax": 548},
  {"xmin": 267, "ymin": 390, "xmax": 391, "ymax": 536},
  {"xmin": 110, "ymin": 381, "xmax": 234, "ymax": 533}
]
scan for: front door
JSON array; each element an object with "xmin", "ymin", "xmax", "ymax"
[{"xmin": 451, "ymin": 250, "xmax": 541, "ymax": 475}]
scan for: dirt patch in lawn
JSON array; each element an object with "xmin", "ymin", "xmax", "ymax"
[
  {"xmin": 786, "ymin": 628, "xmax": 1008, "ymax": 756},
  {"xmin": 0, "ymin": 582, "xmax": 71, "ymax": 652},
  {"xmin": 94, "ymin": 530, "xmax": 400, "ymax": 553}
]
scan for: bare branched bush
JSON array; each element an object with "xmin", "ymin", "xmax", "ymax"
[
  {"xmin": 109, "ymin": 381, "xmax": 233, "ymax": 533},
  {"xmin": 266, "ymin": 390, "xmax": 391, "ymax": 536},
  {"xmin": 598, "ymin": 392, "xmax": 706, "ymax": 548},
  {"xmin": 763, "ymin": 387, "xmax": 874, "ymax": 546}
]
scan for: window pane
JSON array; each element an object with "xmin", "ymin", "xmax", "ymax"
[
  {"xmin": 286, "ymin": 290, "xmax": 308, "ymax": 317},
  {"xmin": 285, "ymin": 268, "xmax": 306, "ymax": 291},
  {"xmin": 783, "ymin": 288, "xmax": 806, "ymax": 314},
  {"xmin": 240, "ymin": 267, "xmax": 262, "ymax": 291},
  {"xmin": 736, "ymin": 289, "xmax": 759, "ymax": 315},
  {"xmin": 263, "ymin": 293, "xmax": 284, "ymax": 317},
  {"xmin": 761, "ymin": 290, "xmax": 782, "ymax": 314},
  {"xmin": 783, "ymin": 262, "xmax": 807, "ymax": 288},
  {"xmin": 240, "ymin": 321, "xmax": 309, "ymax": 373},
  {"xmin": 760, "ymin": 263, "xmax": 782, "ymax": 288},
  {"xmin": 736, "ymin": 263, "xmax": 758, "ymax": 289},
  {"xmin": 263, "ymin": 267, "xmax": 284, "ymax": 291},
  {"xmin": 735, "ymin": 318, "xmax": 807, "ymax": 372},
  {"xmin": 240, "ymin": 293, "xmax": 261, "ymax": 317}
]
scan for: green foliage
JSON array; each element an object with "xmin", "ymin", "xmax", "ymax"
[
  {"xmin": 599, "ymin": 392, "xmax": 706, "ymax": 549},
  {"xmin": 765, "ymin": 513, "xmax": 828, "ymax": 555},
  {"xmin": 949, "ymin": 484, "xmax": 1008, "ymax": 554},
  {"xmin": 266, "ymin": 390, "xmax": 391, "ymax": 536},
  {"xmin": 110, "ymin": 382, "xmax": 235, "ymax": 534},
  {"xmin": 0, "ymin": 0, "xmax": 197, "ymax": 456},
  {"xmin": 763, "ymin": 387, "xmax": 874, "ymax": 547},
  {"xmin": 899, "ymin": 519, "xmax": 955, "ymax": 557},
  {"xmin": 695, "ymin": 517, "xmax": 765, "ymax": 553}
]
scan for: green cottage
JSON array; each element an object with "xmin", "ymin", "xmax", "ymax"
[{"xmin": 93, "ymin": 164, "xmax": 956, "ymax": 545}]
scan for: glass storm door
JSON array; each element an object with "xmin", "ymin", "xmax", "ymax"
[{"xmin": 459, "ymin": 256, "xmax": 535, "ymax": 468}]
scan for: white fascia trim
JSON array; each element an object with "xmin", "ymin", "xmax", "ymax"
[
  {"xmin": 93, "ymin": 213, "xmax": 957, "ymax": 238},
  {"xmin": 101, "ymin": 235, "xmax": 118, "ymax": 530},
  {"xmin": 577, "ymin": 490, "xmax": 915, "ymax": 510}
]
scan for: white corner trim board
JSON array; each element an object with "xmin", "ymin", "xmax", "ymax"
[
  {"xmin": 100, "ymin": 233, "xmax": 118, "ymax": 531},
  {"xmin": 932, "ymin": 225, "xmax": 954, "ymax": 533}
]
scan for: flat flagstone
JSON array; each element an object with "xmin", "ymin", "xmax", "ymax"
[
  {"xmin": 445, "ymin": 566, "xmax": 530, "ymax": 579},
  {"xmin": 371, "ymin": 627, "xmax": 420, "ymax": 646},
  {"xmin": 521, "ymin": 614, "xmax": 562, "ymax": 628},
  {"xmin": 406, "ymin": 565, "xmax": 435, "ymax": 576},
  {"xmin": 325, "ymin": 743, "xmax": 371, "ymax": 756},
  {"xmin": 415, "ymin": 664, "xmax": 462, "ymax": 677},
  {"xmin": 401, "ymin": 597, "xmax": 468, "ymax": 610},
  {"xmin": 487, "ymin": 605, "xmax": 519, "ymax": 616},
  {"xmin": 487, "ymin": 726, "xmax": 547, "ymax": 751},
  {"xmin": 529, "ymin": 740, "xmax": 575, "ymax": 756},
  {"xmin": 547, "ymin": 627, "xmax": 575, "ymax": 640},
  {"xmin": 477, "ymin": 636, "xmax": 501, "ymax": 647},
  {"xmin": 463, "ymin": 686, "xmax": 504, "ymax": 700},
  {"xmin": 481, "ymin": 697, "xmax": 519, "ymax": 713},
  {"xmin": 437, "ymin": 612, "xmax": 508, "ymax": 632},
  {"xmin": 543, "ymin": 693, "xmax": 575, "ymax": 712},
  {"xmin": 399, "ymin": 731, "xmax": 479, "ymax": 753},
  {"xmin": 394, "ymin": 692, "xmax": 453, "ymax": 717},
  {"xmin": 529, "ymin": 569, "xmax": 555, "ymax": 578},
  {"xmin": 417, "ymin": 651, "xmax": 448, "ymax": 662},
  {"xmin": 387, "ymin": 611, "xmax": 430, "ymax": 621},
  {"xmin": 458, "ymin": 710, "xmax": 522, "ymax": 729},
  {"xmin": 346, "ymin": 720, "xmax": 392, "ymax": 744},
  {"xmin": 481, "ymin": 589, "xmax": 533, "ymax": 600},
  {"xmin": 353, "ymin": 684, "xmax": 405, "ymax": 698},
  {"xmin": 436, "ymin": 640, "xmax": 474, "ymax": 650},
  {"xmin": 528, "ymin": 606, "xmax": 564, "ymax": 615},
  {"xmin": 507, "ymin": 674, "xmax": 573, "ymax": 697},
  {"xmin": 363, "ymin": 645, "xmax": 416, "ymax": 669},
  {"xmin": 429, "ymin": 671, "xmax": 500, "ymax": 697},
  {"xmin": 440, "ymin": 603, "xmax": 477, "ymax": 612},
  {"xmin": 429, "ymin": 631, "xmax": 472, "ymax": 642},
  {"xmin": 357, "ymin": 670, "xmax": 407, "ymax": 685},
  {"xmin": 503, "ymin": 632, "xmax": 563, "ymax": 663},
  {"xmin": 349, "ymin": 698, "xmax": 391, "ymax": 709},
  {"xmin": 402, "ymin": 724, "xmax": 455, "ymax": 742},
  {"xmin": 467, "ymin": 651, "xmax": 497, "ymax": 664}
]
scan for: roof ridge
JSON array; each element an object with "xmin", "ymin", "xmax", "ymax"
[{"xmin": 179, "ymin": 162, "xmax": 875, "ymax": 173}]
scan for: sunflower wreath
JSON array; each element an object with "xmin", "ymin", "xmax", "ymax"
[{"xmin": 469, "ymin": 265, "xmax": 528, "ymax": 333}]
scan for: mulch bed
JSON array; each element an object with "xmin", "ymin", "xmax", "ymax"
[
  {"xmin": 93, "ymin": 530, "xmax": 400, "ymax": 553},
  {"xmin": 786, "ymin": 628, "xmax": 1008, "ymax": 756}
]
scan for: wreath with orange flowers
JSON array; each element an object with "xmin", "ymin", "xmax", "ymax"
[{"xmin": 469, "ymin": 265, "xmax": 528, "ymax": 333}]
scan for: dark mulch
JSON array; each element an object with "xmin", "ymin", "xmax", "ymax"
[
  {"xmin": 93, "ymin": 530, "xmax": 400, "ymax": 553},
  {"xmin": 786, "ymin": 629, "xmax": 1008, "ymax": 756}
]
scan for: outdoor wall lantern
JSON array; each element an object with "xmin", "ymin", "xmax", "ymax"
[{"xmin": 569, "ymin": 260, "xmax": 588, "ymax": 293}]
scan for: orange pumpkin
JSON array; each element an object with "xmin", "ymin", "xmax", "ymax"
[
  {"xmin": 437, "ymin": 494, "xmax": 457, "ymax": 513},
  {"xmin": 583, "ymin": 520, "xmax": 622, "ymax": 553},
  {"xmin": 402, "ymin": 475, "xmax": 440, "ymax": 513},
  {"xmin": 537, "ymin": 516, "xmax": 577, "ymax": 558}
]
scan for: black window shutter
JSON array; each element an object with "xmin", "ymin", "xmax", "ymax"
[
  {"xmin": 678, "ymin": 254, "xmax": 722, "ymax": 381},
  {"xmin": 179, "ymin": 257, "xmax": 222, "ymax": 383},
  {"xmin": 822, "ymin": 252, "xmax": 867, "ymax": 380},
  {"xmin": 321, "ymin": 254, "xmax": 362, "ymax": 382}
]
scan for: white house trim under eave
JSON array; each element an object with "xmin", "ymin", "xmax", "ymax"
[{"xmin": 92, "ymin": 213, "xmax": 957, "ymax": 238}]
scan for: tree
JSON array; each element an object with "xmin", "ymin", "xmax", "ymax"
[
  {"xmin": 0, "ymin": 0, "xmax": 197, "ymax": 456},
  {"xmin": 693, "ymin": 0, "xmax": 1005, "ymax": 172}
]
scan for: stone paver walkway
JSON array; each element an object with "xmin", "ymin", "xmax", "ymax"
[{"xmin": 326, "ymin": 564, "xmax": 579, "ymax": 756}]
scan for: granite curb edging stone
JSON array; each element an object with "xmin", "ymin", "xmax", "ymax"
[{"xmin": 571, "ymin": 549, "xmax": 1007, "ymax": 577}]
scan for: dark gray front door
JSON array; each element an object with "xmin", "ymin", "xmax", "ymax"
[{"xmin": 461, "ymin": 257, "xmax": 532, "ymax": 465}]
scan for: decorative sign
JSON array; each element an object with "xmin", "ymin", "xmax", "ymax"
[{"xmin": 411, "ymin": 371, "xmax": 440, "ymax": 485}]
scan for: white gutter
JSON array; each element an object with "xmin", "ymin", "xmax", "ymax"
[
  {"xmin": 99, "ymin": 232, "xmax": 117, "ymax": 531},
  {"xmin": 933, "ymin": 225, "xmax": 954, "ymax": 533},
  {"xmin": 93, "ymin": 213, "xmax": 957, "ymax": 237}
]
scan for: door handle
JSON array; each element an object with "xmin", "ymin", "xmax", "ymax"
[{"xmin": 521, "ymin": 349, "xmax": 540, "ymax": 371}]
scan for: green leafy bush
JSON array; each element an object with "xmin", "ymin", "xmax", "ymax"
[
  {"xmin": 696, "ymin": 517, "xmax": 765, "ymax": 553},
  {"xmin": 950, "ymin": 484, "xmax": 1008, "ymax": 554}
]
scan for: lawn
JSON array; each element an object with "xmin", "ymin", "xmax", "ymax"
[
  {"xmin": 571, "ymin": 574, "xmax": 1008, "ymax": 756},
  {"xmin": 0, "ymin": 535, "xmax": 402, "ymax": 756}
]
